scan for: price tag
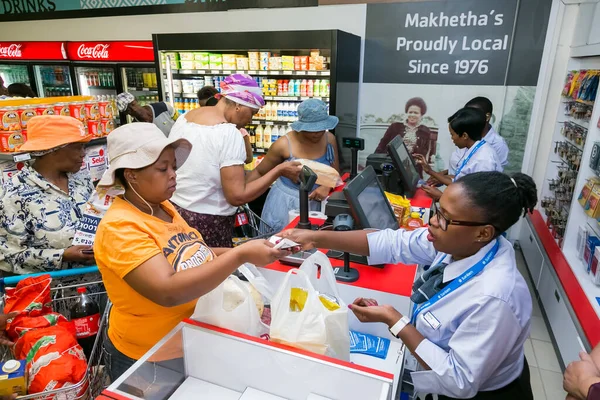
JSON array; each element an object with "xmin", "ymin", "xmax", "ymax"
[
  {"xmin": 266, "ymin": 121, "xmax": 274, "ymax": 125},
  {"xmin": 308, "ymin": 71, "xmax": 317, "ymax": 76},
  {"xmin": 211, "ymin": 70, "xmax": 220, "ymax": 74},
  {"xmin": 223, "ymin": 70, "xmax": 232, "ymax": 75},
  {"xmin": 13, "ymin": 153, "xmax": 31, "ymax": 162},
  {"xmin": 180, "ymin": 70, "xmax": 193, "ymax": 74},
  {"xmin": 296, "ymin": 71, "xmax": 307, "ymax": 76},
  {"xmin": 321, "ymin": 71, "xmax": 331, "ymax": 76},
  {"xmin": 258, "ymin": 71, "xmax": 268, "ymax": 75},
  {"xmin": 271, "ymin": 71, "xmax": 281, "ymax": 75},
  {"xmin": 249, "ymin": 70, "xmax": 257, "ymax": 75},
  {"xmin": 236, "ymin": 70, "xmax": 244, "ymax": 74},
  {"xmin": 265, "ymin": 96, "xmax": 273, "ymax": 100},
  {"xmin": 252, "ymin": 120, "xmax": 260, "ymax": 125},
  {"xmin": 142, "ymin": 88, "xmax": 150, "ymax": 91}
]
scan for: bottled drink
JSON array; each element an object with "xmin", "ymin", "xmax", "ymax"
[
  {"xmin": 307, "ymin": 80, "xmax": 314, "ymax": 97},
  {"xmin": 234, "ymin": 207, "xmax": 254, "ymax": 238},
  {"xmin": 69, "ymin": 287, "xmax": 100, "ymax": 360},
  {"xmin": 264, "ymin": 125, "xmax": 272, "ymax": 149},
  {"xmin": 314, "ymin": 80, "xmax": 321, "ymax": 97},
  {"xmin": 271, "ymin": 125, "xmax": 280, "ymax": 143},
  {"xmin": 277, "ymin": 102, "xmax": 284, "ymax": 121},
  {"xmin": 300, "ymin": 80, "xmax": 307, "ymax": 97},
  {"xmin": 248, "ymin": 126, "xmax": 256, "ymax": 150},
  {"xmin": 255, "ymin": 125, "xmax": 264, "ymax": 149}
]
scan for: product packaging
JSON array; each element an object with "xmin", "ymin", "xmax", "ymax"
[
  {"xmin": 180, "ymin": 61, "xmax": 195, "ymax": 70},
  {"xmin": 72, "ymin": 184, "xmax": 125, "ymax": 246},
  {"xmin": 577, "ymin": 225, "xmax": 589, "ymax": 260},
  {"xmin": 585, "ymin": 186, "xmax": 600, "ymax": 218},
  {"xmin": 385, "ymin": 192, "xmax": 411, "ymax": 226},
  {"xmin": 591, "ymin": 247, "xmax": 600, "ymax": 286},
  {"xmin": 349, "ymin": 330, "xmax": 391, "ymax": 360},
  {"xmin": 179, "ymin": 52, "xmax": 194, "ymax": 61},
  {"xmin": 584, "ymin": 235, "xmax": 600, "ymax": 272},
  {"xmin": 0, "ymin": 360, "xmax": 27, "ymax": 396},
  {"xmin": 590, "ymin": 142, "xmax": 600, "ymax": 170},
  {"xmin": 579, "ymin": 178, "xmax": 600, "ymax": 206},
  {"xmin": 0, "ymin": 130, "xmax": 26, "ymax": 152}
]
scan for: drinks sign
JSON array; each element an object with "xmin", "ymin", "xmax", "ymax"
[
  {"xmin": 0, "ymin": 42, "xmax": 66, "ymax": 60},
  {"xmin": 66, "ymin": 41, "xmax": 154, "ymax": 62},
  {"xmin": 0, "ymin": 0, "xmax": 315, "ymax": 21}
]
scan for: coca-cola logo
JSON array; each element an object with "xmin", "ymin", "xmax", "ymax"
[
  {"xmin": 0, "ymin": 44, "xmax": 22, "ymax": 58},
  {"xmin": 77, "ymin": 44, "xmax": 110, "ymax": 59}
]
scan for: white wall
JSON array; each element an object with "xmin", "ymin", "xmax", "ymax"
[{"xmin": 0, "ymin": 5, "xmax": 366, "ymax": 40}]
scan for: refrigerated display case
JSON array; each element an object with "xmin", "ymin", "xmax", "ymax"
[
  {"xmin": 152, "ymin": 30, "xmax": 361, "ymax": 170},
  {"xmin": 34, "ymin": 64, "xmax": 74, "ymax": 97},
  {"xmin": 0, "ymin": 64, "xmax": 31, "ymax": 87},
  {"xmin": 66, "ymin": 41, "xmax": 156, "ymax": 126},
  {"xmin": 0, "ymin": 42, "xmax": 69, "ymax": 97}
]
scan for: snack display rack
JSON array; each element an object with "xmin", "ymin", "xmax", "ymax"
[
  {"xmin": 520, "ymin": 54, "xmax": 600, "ymax": 368},
  {"xmin": 152, "ymin": 30, "xmax": 361, "ymax": 170}
]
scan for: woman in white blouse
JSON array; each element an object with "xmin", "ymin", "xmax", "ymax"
[
  {"xmin": 280, "ymin": 171, "xmax": 537, "ymax": 399},
  {"xmin": 168, "ymin": 74, "xmax": 301, "ymax": 248}
]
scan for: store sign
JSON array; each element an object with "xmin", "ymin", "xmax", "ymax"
[
  {"xmin": 66, "ymin": 42, "xmax": 154, "ymax": 62},
  {"xmin": 0, "ymin": 41, "xmax": 66, "ymax": 60},
  {"xmin": 364, "ymin": 0, "xmax": 519, "ymax": 85},
  {"xmin": 0, "ymin": 0, "xmax": 316, "ymax": 21}
]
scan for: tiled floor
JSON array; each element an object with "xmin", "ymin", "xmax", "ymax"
[{"xmin": 516, "ymin": 249, "xmax": 568, "ymax": 400}]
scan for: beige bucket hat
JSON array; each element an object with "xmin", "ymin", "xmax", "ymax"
[{"xmin": 98, "ymin": 122, "xmax": 192, "ymax": 187}]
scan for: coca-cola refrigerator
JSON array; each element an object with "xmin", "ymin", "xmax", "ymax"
[
  {"xmin": 0, "ymin": 41, "xmax": 73, "ymax": 97},
  {"xmin": 66, "ymin": 41, "xmax": 158, "ymax": 124}
]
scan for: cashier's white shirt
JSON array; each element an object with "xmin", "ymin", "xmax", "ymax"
[
  {"xmin": 169, "ymin": 116, "xmax": 246, "ymax": 216},
  {"xmin": 449, "ymin": 126, "xmax": 508, "ymax": 174},
  {"xmin": 452, "ymin": 140, "xmax": 502, "ymax": 181},
  {"xmin": 367, "ymin": 228, "xmax": 532, "ymax": 398}
]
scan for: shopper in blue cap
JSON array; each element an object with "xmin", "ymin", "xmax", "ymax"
[{"xmin": 256, "ymin": 98, "xmax": 340, "ymax": 232}]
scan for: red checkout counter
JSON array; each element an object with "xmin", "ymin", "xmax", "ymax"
[{"xmin": 99, "ymin": 189, "xmax": 433, "ymax": 400}]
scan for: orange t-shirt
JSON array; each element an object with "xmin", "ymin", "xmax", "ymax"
[{"xmin": 94, "ymin": 197, "xmax": 215, "ymax": 359}]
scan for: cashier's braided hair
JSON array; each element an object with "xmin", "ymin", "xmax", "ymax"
[{"xmin": 456, "ymin": 171, "xmax": 537, "ymax": 236}]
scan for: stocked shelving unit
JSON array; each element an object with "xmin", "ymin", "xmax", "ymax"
[{"xmin": 152, "ymin": 30, "xmax": 361, "ymax": 170}]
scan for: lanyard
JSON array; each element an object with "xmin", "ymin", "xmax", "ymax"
[
  {"xmin": 453, "ymin": 140, "xmax": 486, "ymax": 182},
  {"xmin": 410, "ymin": 239, "xmax": 500, "ymax": 325}
]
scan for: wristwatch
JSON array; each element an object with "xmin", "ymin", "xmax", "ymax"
[{"xmin": 389, "ymin": 315, "xmax": 410, "ymax": 338}]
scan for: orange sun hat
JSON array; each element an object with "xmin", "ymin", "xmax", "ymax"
[{"xmin": 19, "ymin": 115, "xmax": 94, "ymax": 152}]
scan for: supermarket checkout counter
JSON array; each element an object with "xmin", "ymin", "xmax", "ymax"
[{"xmin": 99, "ymin": 156, "xmax": 433, "ymax": 400}]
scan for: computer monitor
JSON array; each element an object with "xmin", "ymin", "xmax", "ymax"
[
  {"xmin": 387, "ymin": 136, "xmax": 420, "ymax": 198},
  {"xmin": 343, "ymin": 165, "xmax": 399, "ymax": 230}
]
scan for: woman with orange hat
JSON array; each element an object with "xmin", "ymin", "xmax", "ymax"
[{"xmin": 0, "ymin": 115, "xmax": 96, "ymax": 275}]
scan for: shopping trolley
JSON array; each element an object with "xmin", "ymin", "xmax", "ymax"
[
  {"xmin": 232, "ymin": 205, "xmax": 278, "ymax": 246},
  {"xmin": 0, "ymin": 267, "xmax": 112, "ymax": 400}
]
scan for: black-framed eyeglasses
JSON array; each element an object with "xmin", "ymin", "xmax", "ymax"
[{"xmin": 432, "ymin": 202, "xmax": 491, "ymax": 232}]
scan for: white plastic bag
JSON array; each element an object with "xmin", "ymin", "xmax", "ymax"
[
  {"xmin": 192, "ymin": 265, "xmax": 272, "ymax": 338},
  {"xmin": 270, "ymin": 251, "xmax": 350, "ymax": 361}
]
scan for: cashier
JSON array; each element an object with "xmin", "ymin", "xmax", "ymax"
[
  {"xmin": 414, "ymin": 107, "xmax": 501, "ymax": 201},
  {"xmin": 280, "ymin": 171, "xmax": 537, "ymax": 399}
]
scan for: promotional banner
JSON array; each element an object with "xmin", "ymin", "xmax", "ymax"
[
  {"xmin": 0, "ymin": 0, "xmax": 317, "ymax": 21},
  {"xmin": 359, "ymin": 0, "xmax": 551, "ymax": 175}
]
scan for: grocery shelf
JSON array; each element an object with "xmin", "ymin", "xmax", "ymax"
[
  {"xmin": 127, "ymin": 87, "xmax": 158, "ymax": 92},
  {"xmin": 264, "ymin": 96, "xmax": 329, "ymax": 102},
  {"xmin": 251, "ymin": 119, "xmax": 293, "ymax": 126},
  {"xmin": 0, "ymin": 137, "xmax": 108, "ymax": 162},
  {"xmin": 170, "ymin": 69, "xmax": 331, "ymax": 77}
]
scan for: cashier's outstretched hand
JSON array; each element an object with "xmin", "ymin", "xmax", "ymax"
[
  {"xmin": 237, "ymin": 239, "xmax": 291, "ymax": 267},
  {"xmin": 349, "ymin": 298, "xmax": 402, "ymax": 327},
  {"xmin": 278, "ymin": 229, "xmax": 316, "ymax": 250}
]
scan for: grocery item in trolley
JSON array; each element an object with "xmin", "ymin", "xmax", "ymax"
[
  {"xmin": 72, "ymin": 183, "xmax": 125, "ymax": 246},
  {"xmin": 0, "ymin": 360, "xmax": 27, "ymax": 396},
  {"xmin": 0, "ymin": 107, "xmax": 21, "ymax": 131},
  {"xmin": 5, "ymin": 275, "xmax": 87, "ymax": 396}
]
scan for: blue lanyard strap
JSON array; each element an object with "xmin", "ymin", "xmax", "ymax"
[
  {"xmin": 453, "ymin": 140, "xmax": 486, "ymax": 182},
  {"xmin": 410, "ymin": 239, "xmax": 500, "ymax": 325}
]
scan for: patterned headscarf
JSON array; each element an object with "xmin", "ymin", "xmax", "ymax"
[{"xmin": 220, "ymin": 74, "xmax": 265, "ymax": 110}]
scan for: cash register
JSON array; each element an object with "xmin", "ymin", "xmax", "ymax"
[{"xmin": 365, "ymin": 136, "xmax": 421, "ymax": 197}]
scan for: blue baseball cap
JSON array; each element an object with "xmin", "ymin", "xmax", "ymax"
[{"xmin": 291, "ymin": 98, "xmax": 339, "ymax": 133}]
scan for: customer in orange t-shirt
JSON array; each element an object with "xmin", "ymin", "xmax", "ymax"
[{"xmin": 94, "ymin": 123, "xmax": 291, "ymax": 380}]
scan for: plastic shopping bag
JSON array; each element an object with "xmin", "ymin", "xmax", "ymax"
[
  {"xmin": 192, "ymin": 264, "xmax": 272, "ymax": 339},
  {"xmin": 270, "ymin": 251, "xmax": 350, "ymax": 361}
]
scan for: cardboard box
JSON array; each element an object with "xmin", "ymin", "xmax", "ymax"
[
  {"xmin": 586, "ymin": 186, "xmax": 600, "ymax": 218},
  {"xmin": 0, "ymin": 360, "xmax": 27, "ymax": 396},
  {"xmin": 579, "ymin": 178, "xmax": 600, "ymax": 206},
  {"xmin": 584, "ymin": 236, "xmax": 600, "ymax": 272}
]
